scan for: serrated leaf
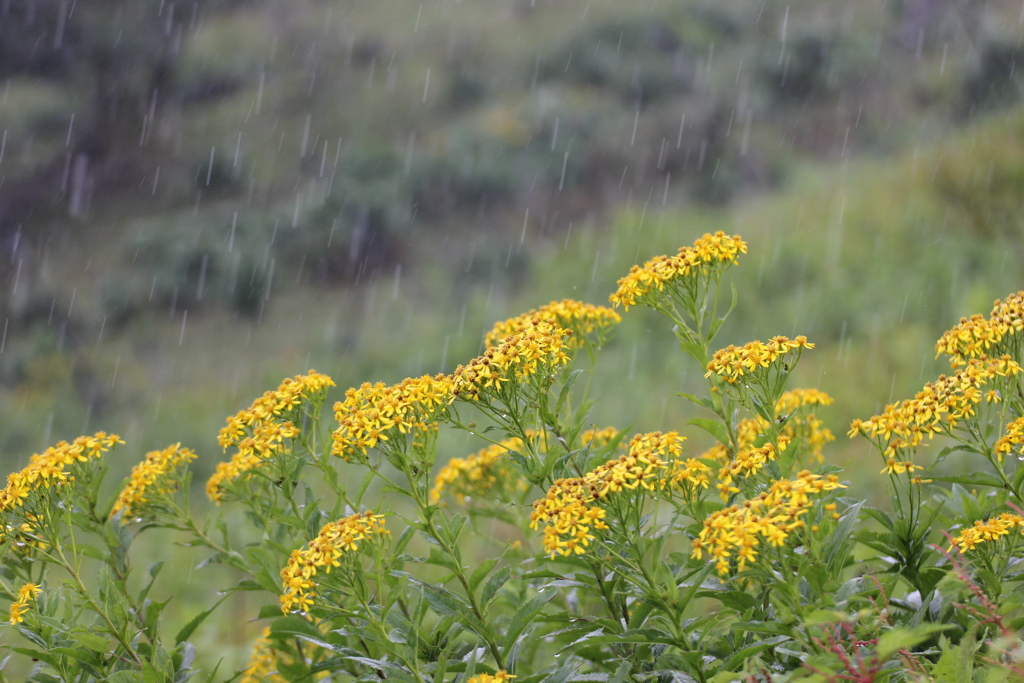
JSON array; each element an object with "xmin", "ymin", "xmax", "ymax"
[
  {"xmin": 480, "ymin": 565, "xmax": 513, "ymax": 609},
  {"xmin": 469, "ymin": 558, "xmax": 498, "ymax": 594},
  {"xmin": 608, "ymin": 660, "xmax": 632, "ymax": 683}
]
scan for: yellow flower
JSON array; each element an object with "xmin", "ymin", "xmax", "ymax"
[
  {"xmin": 218, "ymin": 370, "xmax": 334, "ymax": 450},
  {"xmin": 485, "ymin": 299, "xmax": 620, "ymax": 350},
  {"xmin": 693, "ymin": 471, "xmax": 845, "ymax": 576},
  {"xmin": 451, "ymin": 319, "xmax": 570, "ymax": 401},
  {"xmin": 0, "ymin": 433, "xmax": 123, "ymax": 514},
  {"xmin": 431, "ymin": 435, "xmax": 532, "ymax": 504},
  {"xmin": 8, "ymin": 582, "xmax": 41, "ymax": 624},
  {"xmin": 111, "ymin": 444, "xmax": 196, "ymax": 522},
  {"xmin": 996, "ymin": 416, "xmax": 1024, "ymax": 464},
  {"xmin": 935, "ymin": 292, "xmax": 1024, "ymax": 367},
  {"xmin": 705, "ymin": 336, "xmax": 813, "ymax": 384},
  {"xmin": 331, "ymin": 374, "xmax": 453, "ymax": 461},
  {"xmin": 209, "ymin": 371, "xmax": 334, "ymax": 502},
  {"xmin": 852, "ymin": 356, "xmax": 1021, "ymax": 454},
  {"xmin": 467, "ymin": 672, "xmax": 515, "ymax": 683},
  {"xmin": 610, "ymin": 232, "xmax": 747, "ymax": 310},
  {"xmin": 280, "ymin": 512, "xmax": 388, "ymax": 613},
  {"xmin": 240, "ymin": 627, "xmax": 284, "ymax": 682},
  {"xmin": 530, "ymin": 431, "xmax": 685, "ymax": 558},
  {"xmin": 949, "ymin": 513, "xmax": 1024, "ymax": 553}
]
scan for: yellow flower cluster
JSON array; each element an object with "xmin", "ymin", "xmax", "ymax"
[
  {"xmin": 111, "ymin": 444, "xmax": 196, "ymax": 522},
  {"xmin": 280, "ymin": 511, "xmax": 388, "ymax": 613},
  {"xmin": 208, "ymin": 370, "xmax": 334, "ymax": 502},
  {"xmin": 716, "ymin": 437, "xmax": 790, "ymax": 501},
  {"xmin": 996, "ymin": 416, "xmax": 1024, "ymax": 464},
  {"xmin": 430, "ymin": 435, "xmax": 527, "ymax": 504},
  {"xmin": 529, "ymin": 432, "xmax": 685, "ymax": 558},
  {"xmin": 451, "ymin": 319, "xmax": 570, "ymax": 401},
  {"xmin": 240, "ymin": 627, "xmax": 285, "ymax": 683},
  {"xmin": 665, "ymin": 457, "xmax": 713, "ymax": 494},
  {"xmin": 485, "ymin": 299, "xmax": 621, "ymax": 349},
  {"xmin": 936, "ymin": 314, "xmax": 1005, "ymax": 367},
  {"xmin": 331, "ymin": 374, "xmax": 453, "ymax": 461},
  {"xmin": 691, "ymin": 471, "xmax": 845, "ymax": 576},
  {"xmin": 580, "ymin": 426, "xmax": 621, "ymax": 448},
  {"xmin": 849, "ymin": 356, "xmax": 1021, "ymax": 453},
  {"xmin": 609, "ymin": 232, "xmax": 747, "ymax": 310},
  {"xmin": 207, "ymin": 421, "xmax": 300, "ymax": 503},
  {"xmin": 218, "ymin": 370, "xmax": 335, "ymax": 450},
  {"xmin": 8, "ymin": 582, "xmax": 41, "ymax": 624},
  {"xmin": 239, "ymin": 627, "xmax": 326, "ymax": 683},
  {"xmin": 949, "ymin": 512, "xmax": 1024, "ymax": 553},
  {"xmin": 466, "ymin": 672, "xmax": 515, "ymax": 683},
  {"xmin": 705, "ymin": 336, "xmax": 814, "ymax": 384},
  {"xmin": 0, "ymin": 433, "xmax": 123, "ymax": 513},
  {"xmin": 696, "ymin": 389, "xmax": 834, "ymax": 494},
  {"xmin": 775, "ymin": 388, "xmax": 833, "ymax": 415},
  {"xmin": 935, "ymin": 292, "xmax": 1024, "ymax": 367}
]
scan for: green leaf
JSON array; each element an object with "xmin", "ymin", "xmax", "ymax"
[
  {"xmin": 176, "ymin": 594, "xmax": 229, "ymax": 645},
  {"xmin": 697, "ymin": 590, "xmax": 755, "ymax": 612},
  {"xmin": 106, "ymin": 673, "xmax": 144, "ymax": 683},
  {"xmin": 480, "ymin": 566, "xmax": 513, "ymax": 609},
  {"xmin": 70, "ymin": 628, "xmax": 111, "ymax": 653},
  {"xmin": 876, "ymin": 625, "xmax": 951, "ymax": 660},
  {"xmin": 687, "ymin": 418, "xmax": 728, "ymax": 445},
  {"xmin": 801, "ymin": 610, "xmax": 849, "ymax": 626},
  {"xmin": 503, "ymin": 588, "xmax": 557, "ymax": 652},
  {"xmin": 11, "ymin": 647, "xmax": 59, "ymax": 670},
  {"xmin": 271, "ymin": 614, "xmax": 333, "ymax": 644},
  {"xmin": 678, "ymin": 392, "xmax": 717, "ymax": 412},
  {"xmin": 418, "ymin": 582, "xmax": 473, "ymax": 620},
  {"xmin": 424, "ymin": 547, "xmax": 461, "ymax": 574},
  {"xmin": 469, "ymin": 558, "xmax": 498, "ymax": 595},
  {"xmin": 825, "ymin": 501, "xmax": 863, "ymax": 571},
  {"xmin": 732, "ymin": 621, "xmax": 792, "ymax": 636},
  {"xmin": 722, "ymin": 635, "xmax": 789, "ymax": 671},
  {"xmin": 609, "ymin": 660, "xmax": 632, "ymax": 683},
  {"xmin": 776, "ymin": 436, "xmax": 801, "ymax": 479},
  {"xmin": 861, "ymin": 506, "xmax": 896, "ymax": 532},
  {"xmin": 554, "ymin": 370, "xmax": 585, "ymax": 416},
  {"xmin": 354, "ymin": 469, "xmax": 376, "ymax": 507},
  {"xmin": 931, "ymin": 474, "xmax": 1004, "ymax": 489},
  {"xmin": 48, "ymin": 647, "xmax": 103, "ymax": 669}
]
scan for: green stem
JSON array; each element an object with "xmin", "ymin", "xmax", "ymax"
[{"xmin": 52, "ymin": 538, "xmax": 143, "ymax": 668}]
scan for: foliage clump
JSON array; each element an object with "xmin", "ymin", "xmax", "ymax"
[{"xmin": 5, "ymin": 231, "xmax": 1024, "ymax": 681}]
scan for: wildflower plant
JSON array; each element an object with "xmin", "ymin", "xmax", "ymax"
[{"xmin": 5, "ymin": 232, "xmax": 1024, "ymax": 681}]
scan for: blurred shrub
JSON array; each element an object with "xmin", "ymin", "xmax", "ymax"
[
  {"xmin": 961, "ymin": 38, "xmax": 1024, "ymax": 113},
  {"xmin": 194, "ymin": 153, "xmax": 242, "ymax": 193},
  {"xmin": 447, "ymin": 63, "xmax": 488, "ymax": 110},
  {"xmin": 539, "ymin": 18, "xmax": 694, "ymax": 106},
  {"xmin": 295, "ymin": 145, "xmax": 408, "ymax": 281},
  {"xmin": 931, "ymin": 108, "xmax": 1024, "ymax": 242},
  {"xmin": 107, "ymin": 210, "xmax": 276, "ymax": 320},
  {"xmin": 761, "ymin": 34, "xmax": 835, "ymax": 103}
]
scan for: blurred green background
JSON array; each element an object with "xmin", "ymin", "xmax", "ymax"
[{"xmin": 3, "ymin": 0, "xmax": 1024, "ymax": 673}]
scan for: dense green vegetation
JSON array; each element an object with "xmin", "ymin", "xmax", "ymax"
[{"xmin": 3, "ymin": 0, "xmax": 1024, "ymax": 673}]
